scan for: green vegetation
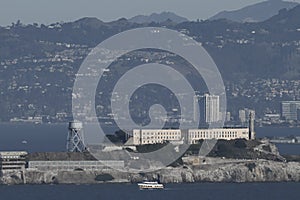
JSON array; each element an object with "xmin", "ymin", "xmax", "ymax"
[
  {"xmin": 27, "ymin": 152, "xmax": 96, "ymax": 161},
  {"xmin": 168, "ymin": 157, "xmax": 184, "ymax": 167},
  {"xmin": 183, "ymin": 139, "xmax": 283, "ymax": 161},
  {"xmin": 262, "ymin": 145, "xmax": 272, "ymax": 152},
  {"xmin": 106, "ymin": 130, "xmax": 127, "ymax": 144},
  {"xmin": 136, "ymin": 142, "xmax": 169, "ymax": 153},
  {"xmin": 95, "ymin": 174, "xmax": 114, "ymax": 182},
  {"xmin": 208, "ymin": 139, "xmax": 264, "ymax": 159},
  {"xmin": 245, "ymin": 163, "xmax": 256, "ymax": 172}
]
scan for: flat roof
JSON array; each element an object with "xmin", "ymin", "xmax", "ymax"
[{"xmin": 0, "ymin": 151, "xmax": 28, "ymax": 156}]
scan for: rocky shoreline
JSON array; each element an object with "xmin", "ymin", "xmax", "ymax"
[{"xmin": 1, "ymin": 159, "xmax": 300, "ymax": 185}]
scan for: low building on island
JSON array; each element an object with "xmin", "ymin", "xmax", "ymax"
[
  {"xmin": 187, "ymin": 128, "xmax": 249, "ymax": 144},
  {"xmin": 0, "ymin": 151, "xmax": 27, "ymax": 172},
  {"xmin": 132, "ymin": 127, "xmax": 251, "ymax": 145},
  {"xmin": 28, "ymin": 160, "xmax": 124, "ymax": 171},
  {"xmin": 132, "ymin": 112, "xmax": 255, "ymax": 145}
]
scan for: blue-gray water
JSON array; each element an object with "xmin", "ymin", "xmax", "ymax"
[
  {"xmin": 257, "ymin": 127, "xmax": 300, "ymax": 137},
  {"xmin": 0, "ymin": 183, "xmax": 299, "ymax": 200}
]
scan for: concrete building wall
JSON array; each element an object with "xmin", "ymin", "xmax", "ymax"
[
  {"xmin": 281, "ymin": 101, "xmax": 300, "ymax": 120},
  {"xmin": 133, "ymin": 128, "xmax": 250, "ymax": 145},
  {"xmin": 187, "ymin": 128, "xmax": 249, "ymax": 144},
  {"xmin": 0, "ymin": 151, "xmax": 27, "ymax": 172},
  {"xmin": 133, "ymin": 129, "xmax": 182, "ymax": 145},
  {"xmin": 28, "ymin": 160, "xmax": 124, "ymax": 171}
]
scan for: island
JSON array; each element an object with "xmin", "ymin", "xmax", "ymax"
[{"xmin": 1, "ymin": 139, "xmax": 300, "ymax": 185}]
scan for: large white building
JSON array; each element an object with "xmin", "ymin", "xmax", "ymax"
[
  {"xmin": 132, "ymin": 127, "xmax": 251, "ymax": 145},
  {"xmin": 187, "ymin": 128, "xmax": 249, "ymax": 144},
  {"xmin": 133, "ymin": 129, "xmax": 182, "ymax": 145}
]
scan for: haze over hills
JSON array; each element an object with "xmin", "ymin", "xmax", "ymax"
[
  {"xmin": 1, "ymin": 5, "xmax": 300, "ymax": 78},
  {"xmin": 128, "ymin": 11, "xmax": 188, "ymax": 24},
  {"xmin": 210, "ymin": 0, "xmax": 298, "ymax": 22},
  {"xmin": 0, "ymin": 5, "xmax": 300, "ymax": 121}
]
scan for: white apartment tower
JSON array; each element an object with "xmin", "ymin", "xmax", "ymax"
[{"xmin": 195, "ymin": 94, "xmax": 220, "ymax": 124}]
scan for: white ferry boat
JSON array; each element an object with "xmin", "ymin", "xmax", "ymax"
[{"xmin": 138, "ymin": 181, "xmax": 164, "ymax": 190}]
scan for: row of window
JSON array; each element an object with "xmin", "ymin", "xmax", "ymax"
[
  {"xmin": 189, "ymin": 133, "xmax": 239, "ymax": 138},
  {"xmin": 142, "ymin": 140, "xmax": 164, "ymax": 144},
  {"xmin": 189, "ymin": 131, "xmax": 239, "ymax": 134},
  {"xmin": 141, "ymin": 132, "xmax": 180, "ymax": 135},
  {"xmin": 142, "ymin": 136, "xmax": 180, "ymax": 140},
  {"xmin": 30, "ymin": 166, "xmax": 118, "ymax": 170},
  {"xmin": 29, "ymin": 161, "xmax": 123, "ymax": 166}
]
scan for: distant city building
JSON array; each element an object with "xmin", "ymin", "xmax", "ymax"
[
  {"xmin": 55, "ymin": 112, "xmax": 68, "ymax": 120},
  {"xmin": 238, "ymin": 110, "xmax": 246, "ymax": 123},
  {"xmin": 9, "ymin": 116, "xmax": 42, "ymax": 124},
  {"xmin": 225, "ymin": 112, "xmax": 231, "ymax": 122},
  {"xmin": 194, "ymin": 94, "xmax": 220, "ymax": 124},
  {"xmin": 264, "ymin": 113, "xmax": 281, "ymax": 120},
  {"xmin": 193, "ymin": 95, "xmax": 199, "ymax": 122},
  {"xmin": 239, "ymin": 108, "xmax": 255, "ymax": 124},
  {"xmin": 263, "ymin": 113, "xmax": 281, "ymax": 124},
  {"xmin": 281, "ymin": 101, "xmax": 300, "ymax": 120}
]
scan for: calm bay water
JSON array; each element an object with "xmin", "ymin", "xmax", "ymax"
[
  {"xmin": 257, "ymin": 127, "xmax": 300, "ymax": 137},
  {"xmin": 0, "ymin": 123, "xmax": 67, "ymax": 152},
  {"xmin": 0, "ymin": 182, "xmax": 299, "ymax": 200}
]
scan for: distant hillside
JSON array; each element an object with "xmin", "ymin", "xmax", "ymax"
[
  {"xmin": 71, "ymin": 17, "xmax": 105, "ymax": 28},
  {"xmin": 128, "ymin": 11, "xmax": 188, "ymax": 24},
  {"xmin": 0, "ymin": 6, "xmax": 300, "ymax": 122},
  {"xmin": 210, "ymin": 0, "xmax": 298, "ymax": 22},
  {"xmin": 261, "ymin": 4, "xmax": 300, "ymax": 29}
]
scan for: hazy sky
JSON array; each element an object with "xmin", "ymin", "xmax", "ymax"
[{"xmin": 0, "ymin": 0, "xmax": 299, "ymax": 25}]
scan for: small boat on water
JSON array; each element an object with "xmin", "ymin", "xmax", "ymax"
[
  {"xmin": 21, "ymin": 140, "xmax": 28, "ymax": 144},
  {"xmin": 138, "ymin": 181, "xmax": 164, "ymax": 190}
]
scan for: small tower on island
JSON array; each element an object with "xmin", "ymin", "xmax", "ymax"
[
  {"xmin": 249, "ymin": 111, "xmax": 256, "ymax": 140},
  {"xmin": 67, "ymin": 121, "xmax": 86, "ymax": 152}
]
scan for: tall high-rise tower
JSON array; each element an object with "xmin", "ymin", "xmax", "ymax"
[
  {"xmin": 239, "ymin": 108, "xmax": 255, "ymax": 126},
  {"xmin": 197, "ymin": 94, "xmax": 220, "ymax": 124},
  {"xmin": 67, "ymin": 122, "xmax": 86, "ymax": 152},
  {"xmin": 193, "ymin": 95, "xmax": 200, "ymax": 122},
  {"xmin": 281, "ymin": 101, "xmax": 300, "ymax": 120}
]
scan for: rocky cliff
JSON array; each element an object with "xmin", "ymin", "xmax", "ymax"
[{"xmin": 1, "ymin": 159, "xmax": 300, "ymax": 185}]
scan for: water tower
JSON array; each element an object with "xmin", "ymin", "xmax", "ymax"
[{"xmin": 67, "ymin": 121, "xmax": 86, "ymax": 152}]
